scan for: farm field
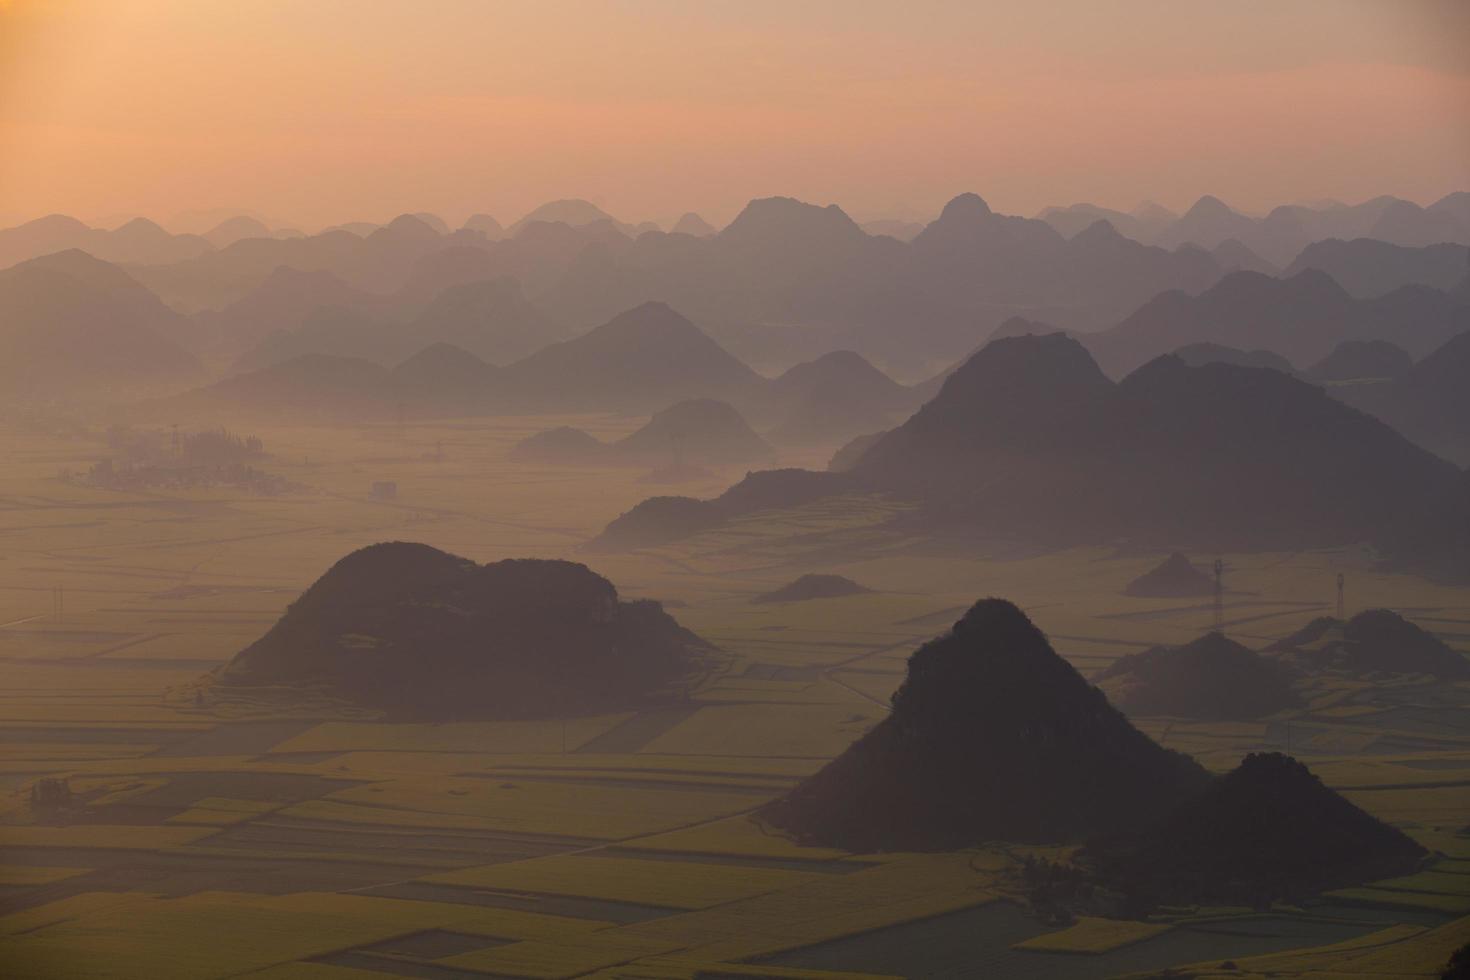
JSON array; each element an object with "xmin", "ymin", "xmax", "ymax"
[{"xmin": 2, "ymin": 416, "xmax": 1469, "ymax": 978}]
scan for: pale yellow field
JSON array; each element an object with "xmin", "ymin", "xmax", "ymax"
[
  {"xmin": 425, "ymin": 853, "xmax": 826, "ymax": 910},
  {"xmin": 1014, "ymin": 916, "xmax": 1172, "ymax": 953},
  {"xmin": 3, "ymin": 417, "xmax": 1469, "ymax": 979}
]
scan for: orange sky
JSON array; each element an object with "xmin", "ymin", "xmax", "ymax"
[{"xmin": 1, "ymin": 0, "xmax": 1467, "ymax": 231}]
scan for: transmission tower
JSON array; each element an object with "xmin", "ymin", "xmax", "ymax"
[
  {"xmin": 1212, "ymin": 558, "xmax": 1224, "ymax": 632},
  {"xmin": 1336, "ymin": 572, "xmax": 1345, "ymax": 619}
]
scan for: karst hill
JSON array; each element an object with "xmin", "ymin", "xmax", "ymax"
[
  {"xmin": 1096, "ymin": 631, "xmax": 1300, "ymax": 721},
  {"xmin": 211, "ymin": 542, "xmax": 712, "ymax": 718},
  {"xmin": 1123, "ymin": 552, "xmax": 1217, "ymax": 598},
  {"xmin": 761, "ymin": 598, "xmax": 1208, "ymax": 850},
  {"xmin": 1095, "ymin": 752, "xmax": 1425, "ymax": 905},
  {"xmin": 1269, "ymin": 608, "xmax": 1470, "ymax": 679}
]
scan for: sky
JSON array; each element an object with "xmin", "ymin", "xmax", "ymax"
[{"xmin": 1, "ymin": 0, "xmax": 1467, "ymax": 231}]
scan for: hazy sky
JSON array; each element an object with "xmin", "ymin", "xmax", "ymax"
[{"xmin": 2, "ymin": 0, "xmax": 1467, "ymax": 231}]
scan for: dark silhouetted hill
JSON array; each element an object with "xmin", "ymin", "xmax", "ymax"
[
  {"xmin": 588, "ymin": 468, "xmax": 852, "ymax": 552},
  {"xmin": 1268, "ymin": 609, "xmax": 1470, "ymax": 679},
  {"xmin": 615, "ymin": 398, "xmax": 773, "ymax": 467},
  {"xmin": 1095, "ymin": 632, "xmax": 1299, "ymax": 721},
  {"xmin": 909, "ymin": 316, "xmax": 1068, "ymax": 404},
  {"xmin": 752, "ymin": 574, "xmax": 871, "ymax": 604},
  {"xmin": 761, "ymin": 599, "xmax": 1208, "ymax": 849},
  {"xmin": 213, "ymin": 543, "xmax": 710, "ymax": 718},
  {"xmin": 1094, "ymin": 753, "xmax": 1424, "ymax": 906},
  {"xmin": 1124, "ymin": 552, "xmax": 1217, "ymax": 598},
  {"xmin": 850, "ymin": 335, "xmax": 1459, "ymax": 550},
  {"xmin": 849, "ymin": 332, "xmax": 1113, "ymax": 499}
]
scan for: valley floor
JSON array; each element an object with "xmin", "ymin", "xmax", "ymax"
[{"xmin": 1, "ymin": 416, "xmax": 1468, "ymax": 979}]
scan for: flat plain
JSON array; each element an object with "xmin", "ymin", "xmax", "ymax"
[{"xmin": 2, "ymin": 415, "xmax": 1468, "ymax": 979}]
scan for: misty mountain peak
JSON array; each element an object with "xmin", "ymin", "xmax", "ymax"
[
  {"xmin": 515, "ymin": 198, "xmax": 618, "ymax": 227},
  {"xmin": 1184, "ymin": 194, "xmax": 1238, "ymax": 219},
  {"xmin": 1130, "ymin": 200, "xmax": 1177, "ymax": 222},
  {"xmin": 1073, "ymin": 218, "xmax": 1125, "ymax": 245},
  {"xmin": 15, "ymin": 247, "xmax": 132, "ymax": 283},
  {"xmin": 671, "ymin": 211, "xmax": 716, "ymax": 236},
  {"xmin": 462, "ymin": 213, "xmax": 503, "ymax": 237},
  {"xmin": 719, "ymin": 196, "xmax": 864, "ymax": 245},
  {"xmin": 381, "ymin": 213, "xmax": 442, "ymax": 239},
  {"xmin": 21, "ymin": 213, "xmax": 91, "ymax": 235},
  {"xmin": 596, "ymin": 300, "xmax": 698, "ymax": 341},
  {"xmin": 113, "ymin": 216, "xmax": 169, "ymax": 235},
  {"xmin": 937, "ymin": 192, "xmax": 992, "ymax": 222},
  {"xmin": 789, "ymin": 348, "xmax": 879, "ymax": 376},
  {"xmin": 944, "ymin": 331, "xmax": 1110, "ymax": 400},
  {"xmin": 394, "ymin": 341, "xmax": 491, "ymax": 373}
]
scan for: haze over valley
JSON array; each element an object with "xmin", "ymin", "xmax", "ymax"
[{"xmin": 3, "ymin": 3, "xmax": 1470, "ymax": 978}]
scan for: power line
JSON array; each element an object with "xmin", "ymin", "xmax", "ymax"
[{"xmin": 1212, "ymin": 558, "xmax": 1224, "ymax": 632}]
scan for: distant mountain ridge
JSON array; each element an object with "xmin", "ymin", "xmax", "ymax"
[
  {"xmin": 1328, "ymin": 330, "xmax": 1470, "ymax": 464},
  {"xmin": 1084, "ymin": 268, "xmax": 1469, "ymax": 375},
  {"xmin": 0, "ymin": 251, "xmax": 201, "ymax": 402},
  {"xmin": 845, "ymin": 333, "xmax": 1459, "ymax": 551},
  {"xmin": 148, "ymin": 302, "xmax": 777, "ymax": 421},
  {"xmin": 1039, "ymin": 192, "xmax": 1470, "ymax": 265},
  {"xmin": 598, "ymin": 328, "xmax": 1462, "ymax": 557}
]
